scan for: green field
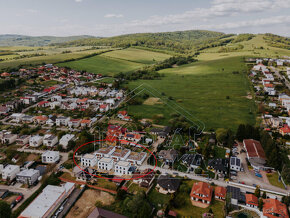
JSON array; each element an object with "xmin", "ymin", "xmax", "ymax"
[
  {"xmin": 58, "ymin": 55, "xmax": 144, "ymax": 76},
  {"xmin": 126, "ymin": 55, "xmax": 256, "ymax": 131},
  {"xmin": 101, "ymin": 47, "xmax": 171, "ymax": 64}
]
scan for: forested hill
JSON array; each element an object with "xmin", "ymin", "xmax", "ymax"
[
  {"xmin": 54, "ymin": 30, "xmax": 234, "ymax": 54},
  {"xmin": 0, "ymin": 34, "xmax": 96, "ymax": 47}
]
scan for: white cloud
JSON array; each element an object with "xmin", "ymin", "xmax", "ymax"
[
  {"xmin": 75, "ymin": 0, "xmax": 83, "ymax": 2},
  {"xmin": 104, "ymin": 14, "xmax": 124, "ymax": 18}
]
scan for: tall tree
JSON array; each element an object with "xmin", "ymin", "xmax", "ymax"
[
  {"xmin": 0, "ymin": 200, "xmax": 11, "ymax": 218},
  {"xmin": 236, "ymin": 124, "xmax": 246, "ymax": 141}
]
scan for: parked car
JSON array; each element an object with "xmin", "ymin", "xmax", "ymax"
[
  {"xmin": 10, "ymin": 201, "xmax": 16, "ymax": 209},
  {"xmin": 15, "ymin": 195, "xmax": 23, "ymax": 203},
  {"xmin": 255, "ymin": 173, "xmax": 262, "ymax": 178}
]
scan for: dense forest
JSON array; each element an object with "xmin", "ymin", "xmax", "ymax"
[
  {"xmin": 264, "ymin": 33, "xmax": 290, "ymax": 50},
  {"xmin": 53, "ymin": 30, "xmax": 235, "ymax": 54}
]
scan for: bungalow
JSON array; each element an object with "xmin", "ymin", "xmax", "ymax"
[
  {"xmin": 114, "ymin": 161, "xmax": 131, "ymax": 175},
  {"xmin": 99, "ymin": 104, "xmax": 109, "ymax": 112},
  {"xmin": 180, "ymin": 153, "xmax": 202, "ymax": 171},
  {"xmin": 37, "ymin": 101, "xmax": 49, "ymax": 108},
  {"xmin": 50, "ymin": 101, "xmax": 61, "ymax": 109},
  {"xmin": 245, "ymin": 194, "xmax": 258, "ymax": 209},
  {"xmin": 263, "ymin": 198, "xmax": 288, "ymax": 218},
  {"xmin": 132, "ymin": 169, "xmax": 155, "ymax": 188},
  {"xmin": 16, "ymin": 135, "xmax": 30, "ymax": 145},
  {"xmin": 190, "ymin": 182, "xmax": 213, "ymax": 206},
  {"xmin": 150, "ymin": 126, "xmax": 171, "ymax": 138},
  {"xmin": 41, "ymin": 151, "xmax": 60, "ymax": 164},
  {"xmin": 46, "ymin": 116, "xmax": 57, "ymax": 126},
  {"xmin": 156, "ymin": 175, "xmax": 181, "ymax": 194},
  {"xmin": 81, "ymin": 154, "xmax": 98, "ymax": 167},
  {"xmin": 117, "ymin": 111, "xmax": 128, "ymax": 119},
  {"xmin": 56, "ymin": 116, "xmax": 70, "ymax": 126},
  {"xmin": 124, "ymin": 132, "xmax": 142, "ymax": 145},
  {"xmin": 22, "ymin": 115, "xmax": 34, "ymax": 124},
  {"xmin": 208, "ymin": 158, "xmax": 229, "ymax": 175},
  {"xmin": 10, "ymin": 113, "xmax": 25, "ymax": 123},
  {"xmin": 158, "ymin": 149, "xmax": 178, "ymax": 165},
  {"xmin": 98, "ymin": 157, "xmax": 114, "ymax": 171},
  {"xmin": 33, "ymin": 115, "xmax": 48, "ymax": 125},
  {"xmin": 215, "ymin": 186, "xmax": 226, "ymax": 201},
  {"xmin": 59, "ymin": 134, "xmax": 75, "ymax": 149},
  {"xmin": 43, "ymin": 134, "xmax": 58, "ymax": 147},
  {"xmin": 2, "ymin": 134, "xmax": 17, "ymax": 145},
  {"xmin": 29, "ymin": 135, "xmax": 44, "ymax": 147},
  {"xmin": 127, "ymin": 152, "xmax": 147, "ymax": 165},
  {"xmin": 80, "ymin": 119, "xmax": 91, "ymax": 128},
  {"xmin": 68, "ymin": 119, "xmax": 81, "ymax": 128}
]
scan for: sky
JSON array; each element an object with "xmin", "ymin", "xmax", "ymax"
[{"xmin": 0, "ymin": 0, "xmax": 289, "ymax": 37}]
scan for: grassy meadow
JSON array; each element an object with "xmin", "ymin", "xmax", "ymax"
[{"xmin": 126, "ymin": 55, "xmax": 256, "ymax": 131}]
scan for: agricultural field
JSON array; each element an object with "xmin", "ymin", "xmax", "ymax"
[
  {"xmin": 0, "ymin": 46, "xmax": 110, "ymax": 70},
  {"xmin": 101, "ymin": 47, "xmax": 171, "ymax": 64},
  {"xmin": 126, "ymin": 55, "xmax": 256, "ymax": 131},
  {"xmin": 58, "ymin": 55, "xmax": 144, "ymax": 76}
]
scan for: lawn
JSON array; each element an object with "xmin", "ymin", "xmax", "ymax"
[
  {"xmin": 267, "ymin": 172, "xmax": 285, "ymax": 189},
  {"xmin": 127, "ymin": 181, "xmax": 147, "ymax": 194},
  {"xmin": 101, "ymin": 47, "xmax": 171, "ymax": 64},
  {"xmin": 172, "ymin": 180, "xmax": 225, "ymax": 218},
  {"xmin": 126, "ymin": 55, "xmax": 256, "ymax": 131},
  {"xmin": 147, "ymin": 188, "xmax": 171, "ymax": 210},
  {"xmin": 58, "ymin": 55, "xmax": 144, "ymax": 76}
]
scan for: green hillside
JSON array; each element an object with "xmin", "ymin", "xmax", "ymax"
[{"xmin": 0, "ymin": 34, "xmax": 95, "ymax": 47}]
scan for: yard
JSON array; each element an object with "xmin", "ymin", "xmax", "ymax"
[
  {"xmin": 127, "ymin": 181, "xmax": 147, "ymax": 194},
  {"xmin": 147, "ymin": 188, "xmax": 171, "ymax": 210},
  {"xmin": 266, "ymin": 172, "xmax": 285, "ymax": 189},
  {"xmin": 171, "ymin": 180, "xmax": 225, "ymax": 217}
]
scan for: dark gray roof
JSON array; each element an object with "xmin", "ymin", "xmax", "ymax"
[
  {"xmin": 87, "ymin": 207, "xmax": 127, "ymax": 218},
  {"xmin": 157, "ymin": 175, "xmax": 181, "ymax": 191},
  {"xmin": 208, "ymin": 158, "xmax": 229, "ymax": 172},
  {"xmin": 226, "ymin": 186, "xmax": 245, "ymax": 203},
  {"xmin": 180, "ymin": 154, "xmax": 202, "ymax": 167}
]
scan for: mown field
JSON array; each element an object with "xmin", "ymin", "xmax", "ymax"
[
  {"xmin": 126, "ymin": 55, "xmax": 256, "ymax": 131},
  {"xmin": 58, "ymin": 47, "xmax": 171, "ymax": 76}
]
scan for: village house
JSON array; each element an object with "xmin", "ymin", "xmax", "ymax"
[
  {"xmin": 43, "ymin": 134, "xmax": 58, "ymax": 147},
  {"xmin": 2, "ymin": 165, "xmax": 20, "ymax": 181},
  {"xmin": 127, "ymin": 152, "xmax": 147, "ymax": 165},
  {"xmin": 81, "ymin": 154, "xmax": 98, "ymax": 167},
  {"xmin": 50, "ymin": 101, "xmax": 61, "ymax": 110},
  {"xmin": 16, "ymin": 169, "xmax": 40, "ymax": 185},
  {"xmin": 263, "ymin": 198, "xmax": 288, "ymax": 218},
  {"xmin": 56, "ymin": 116, "xmax": 70, "ymax": 126},
  {"xmin": 117, "ymin": 111, "xmax": 128, "ymax": 119},
  {"xmin": 215, "ymin": 186, "xmax": 226, "ymax": 201},
  {"xmin": 156, "ymin": 175, "xmax": 181, "ymax": 194},
  {"xmin": 68, "ymin": 119, "xmax": 81, "ymax": 128},
  {"xmin": 21, "ymin": 115, "xmax": 34, "ymax": 124},
  {"xmin": 80, "ymin": 119, "xmax": 91, "ymax": 128},
  {"xmin": 0, "ymin": 106, "xmax": 9, "ymax": 115},
  {"xmin": 245, "ymin": 194, "xmax": 258, "ymax": 209},
  {"xmin": 158, "ymin": 149, "xmax": 178, "ymax": 165},
  {"xmin": 180, "ymin": 153, "xmax": 203, "ymax": 171},
  {"xmin": 33, "ymin": 115, "xmax": 48, "ymax": 125},
  {"xmin": 208, "ymin": 158, "xmax": 229, "ymax": 175},
  {"xmin": 59, "ymin": 134, "xmax": 75, "ymax": 149},
  {"xmin": 98, "ymin": 157, "xmax": 114, "ymax": 171},
  {"xmin": 150, "ymin": 126, "xmax": 171, "ymax": 138},
  {"xmin": 10, "ymin": 113, "xmax": 25, "ymax": 123},
  {"xmin": 1, "ymin": 134, "xmax": 17, "ymax": 145},
  {"xmin": 190, "ymin": 182, "xmax": 213, "ymax": 206},
  {"xmin": 132, "ymin": 169, "xmax": 155, "ymax": 188},
  {"xmin": 124, "ymin": 132, "xmax": 142, "ymax": 145},
  {"xmin": 42, "ymin": 151, "xmax": 60, "ymax": 164},
  {"xmin": 99, "ymin": 104, "xmax": 109, "ymax": 112},
  {"xmin": 279, "ymin": 124, "xmax": 290, "ymax": 136},
  {"xmin": 270, "ymin": 117, "xmax": 283, "ymax": 128},
  {"xmin": 114, "ymin": 161, "xmax": 132, "ymax": 175},
  {"xmin": 29, "ymin": 135, "xmax": 44, "ymax": 147},
  {"xmin": 16, "ymin": 135, "xmax": 31, "ymax": 145},
  {"xmin": 37, "ymin": 101, "xmax": 50, "ymax": 108}
]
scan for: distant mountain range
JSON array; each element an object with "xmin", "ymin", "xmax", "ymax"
[{"xmin": 0, "ymin": 34, "xmax": 96, "ymax": 47}]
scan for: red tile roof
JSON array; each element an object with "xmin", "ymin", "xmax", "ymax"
[
  {"xmin": 243, "ymin": 139, "xmax": 266, "ymax": 159},
  {"xmin": 190, "ymin": 182, "xmax": 213, "ymax": 203},
  {"xmin": 118, "ymin": 111, "xmax": 127, "ymax": 116},
  {"xmin": 280, "ymin": 124, "xmax": 290, "ymax": 134},
  {"xmin": 263, "ymin": 199, "xmax": 289, "ymax": 218},
  {"xmin": 245, "ymin": 194, "xmax": 258, "ymax": 206},
  {"xmin": 215, "ymin": 186, "xmax": 226, "ymax": 199}
]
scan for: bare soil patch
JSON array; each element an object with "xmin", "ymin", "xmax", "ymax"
[
  {"xmin": 143, "ymin": 97, "xmax": 163, "ymax": 105},
  {"xmin": 66, "ymin": 189, "xmax": 115, "ymax": 218}
]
